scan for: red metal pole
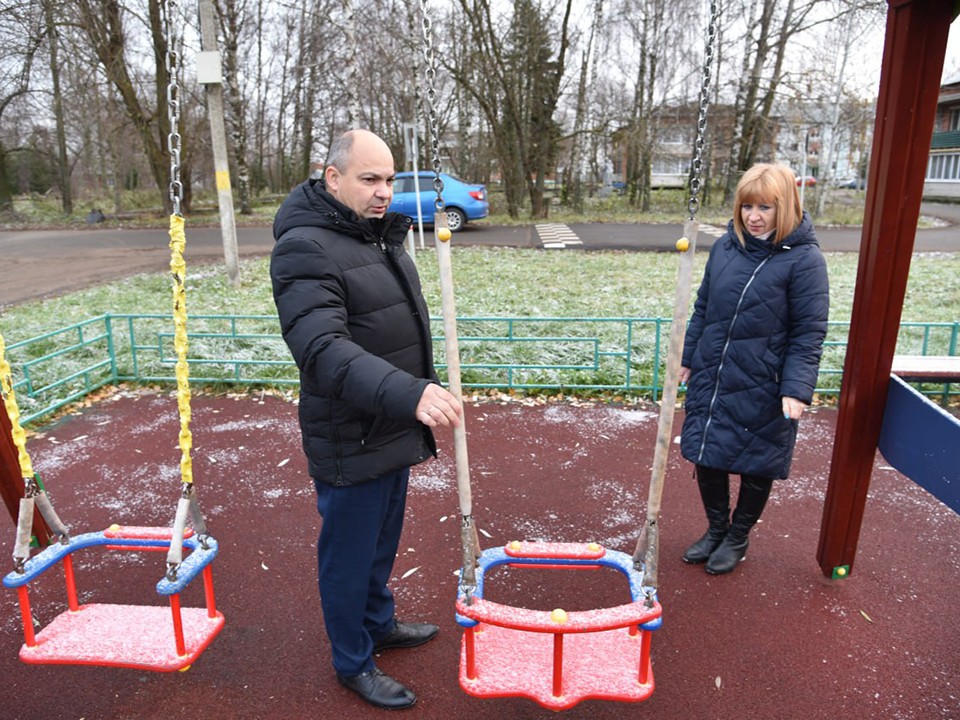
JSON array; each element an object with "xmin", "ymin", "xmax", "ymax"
[
  {"xmin": 817, "ymin": 0, "xmax": 955, "ymax": 578},
  {"xmin": 170, "ymin": 594, "xmax": 187, "ymax": 656},
  {"xmin": 639, "ymin": 631, "xmax": 652, "ymax": 685},
  {"xmin": 63, "ymin": 554, "xmax": 79, "ymax": 612},
  {"xmin": 465, "ymin": 627, "xmax": 477, "ymax": 680},
  {"xmin": 17, "ymin": 586, "xmax": 36, "ymax": 647},
  {"xmin": 202, "ymin": 565, "xmax": 217, "ymax": 618},
  {"xmin": 552, "ymin": 633, "xmax": 564, "ymax": 698}
]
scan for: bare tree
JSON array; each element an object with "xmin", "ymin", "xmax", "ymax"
[
  {"xmin": 0, "ymin": 1, "xmax": 43, "ymax": 211},
  {"xmin": 450, "ymin": 0, "xmax": 574, "ymax": 219},
  {"xmin": 74, "ymin": 0, "xmax": 190, "ymax": 213}
]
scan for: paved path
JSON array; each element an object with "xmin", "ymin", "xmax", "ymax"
[
  {"xmin": 0, "ymin": 204, "xmax": 956, "ymax": 306},
  {"xmin": 1, "ymin": 390, "xmax": 956, "ymax": 719}
]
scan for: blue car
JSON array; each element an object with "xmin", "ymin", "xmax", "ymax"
[{"xmin": 389, "ymin": 172, "xmax": 489, "ymax": 232}]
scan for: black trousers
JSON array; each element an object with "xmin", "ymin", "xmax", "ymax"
[{"xmin": 314, "ymin": 468, "xmax": 409, "ymax": 676}]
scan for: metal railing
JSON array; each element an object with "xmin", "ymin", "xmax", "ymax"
[{"xmin": 4, "ymin": 314, "xmax": 957, "ymax": 424}]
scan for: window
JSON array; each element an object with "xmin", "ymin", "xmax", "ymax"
[
  {"xmin": 950, "ymin": 109, "xmax": 960, "ymax": 131},
  {"xmin": 927, "ymin": 152, "xmax": 960, "ymax": 181}
]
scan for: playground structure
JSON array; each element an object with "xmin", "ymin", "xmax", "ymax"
[
  {"xmin": 0, "ymin": 0, "xmax": 958, "ymax": 717},
  {"xmin": 0, "ymin": 0, "xmax": 224, "ymax": 672}
]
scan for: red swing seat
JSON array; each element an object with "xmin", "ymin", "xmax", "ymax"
[
  {"xmin": 3, "ymin": 525, "xmax": 224, "ymax": 671},
  {"xmin": 455, "ymin": 541, "xmax": 662, "ymax": 711}
]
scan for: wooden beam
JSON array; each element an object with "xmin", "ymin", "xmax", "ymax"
[
  {"xmin": 0, "ymin": 409, "xmax": 51, "ymax": 547},
  {"xmin": 816, "ymin": 0, "xmax": 953, "ymax": 578}
]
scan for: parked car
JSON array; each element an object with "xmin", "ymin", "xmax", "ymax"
[
  {"xmin": 795, "ymin": 175, "xmax": 817, "ymax": 187},
  {"xmin": 389, "ymin": 172, "xmax": 489, "ymax": 232},
  {"xmin": 836, "ymin": 177, "xmax": 867, "ymax": 190}
]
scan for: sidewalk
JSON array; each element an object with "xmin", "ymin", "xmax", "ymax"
[{"xmin": 1, "ymin": 389, "xmax": 958, "ymax": 720}]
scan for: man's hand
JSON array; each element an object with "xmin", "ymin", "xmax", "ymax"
[
  {"xmin": 416, "ymin": 384, "xmax": 463, "ymax": 428},
  {"xmin": 678, "ymin": 366, "xmax": 691, "ymax": 385}
]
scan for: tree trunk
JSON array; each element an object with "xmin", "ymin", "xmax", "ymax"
[{"xmin": 43, "ymin": 0, "xmax": 72, "ymax": 215}]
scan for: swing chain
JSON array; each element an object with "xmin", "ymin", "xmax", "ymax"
[
  {"xmin": 687, "ymin": 0, "xmax": 719, "ymax": 219},
  {"xmin": 163, "ymin": 0, "xmax": 183, "ymax": 217},
  {"xmin": 419, "ymin": 0, "xmax": 445, "ymax": 211}
]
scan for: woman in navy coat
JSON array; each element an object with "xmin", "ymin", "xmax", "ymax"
[{"xmin": 679, "ymin": 163, "xmax": 829, "ymax": 575}]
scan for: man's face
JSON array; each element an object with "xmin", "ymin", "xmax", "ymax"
[{"xmin": 325, "ymin": 133, "xmax": 395, "ymax": 219}]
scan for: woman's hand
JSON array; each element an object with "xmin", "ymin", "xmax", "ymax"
[
  {"xmin": 782, "ymin": 396, "xmax": 807, "ymax": 421},
  {"xmin": 678, "ymin": 366, "xmax": 691, "ymax": 385}
]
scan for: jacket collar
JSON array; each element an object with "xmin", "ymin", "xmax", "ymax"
[{"xmin": 304, "ymin": 178, "xmax": 411, "ymax": 245}]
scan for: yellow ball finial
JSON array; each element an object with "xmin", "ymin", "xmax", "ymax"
[
  {"xmin": 509, "ymin": 540, "xmax": 522, "ymax": 551},
  {"xmin": 676, "ymin": 237, "xmax": 690, "ymax": 252},
  {"xmin": 551, "ymin": 608, "xmax": 568, "ymax": 624},
  {"xmin": 438, "ymin": 227, "xmax": 452, "ymax": 242},
  {"xmin": 836, "ymin": 567, "xmax": 847, "ymax": 577}
]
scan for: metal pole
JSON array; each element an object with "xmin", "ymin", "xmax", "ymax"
[{"xmin": 198, "ymin": 0, "xmax": 240, "ymax": 287}]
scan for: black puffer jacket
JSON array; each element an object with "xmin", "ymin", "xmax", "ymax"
[
  {"xmin": 680, "ymin": 213, "xmax": 829, "ymax": 479},
  {"xmin": 271, "ymin": 178, "xmax": 437, "ymax": 486}
]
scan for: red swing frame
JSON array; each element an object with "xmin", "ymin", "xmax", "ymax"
[
  {"xmin": 455, "ymin": 541, "xmax": 662, "ymax": 711},
  {"xmin": 4, "ymin": 525, "xmax": 224, "ymax": 671}
]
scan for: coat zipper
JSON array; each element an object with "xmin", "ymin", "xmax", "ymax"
[{"xmin": 697, "ymin": 253, "xmax": 773, "ymax": 463}]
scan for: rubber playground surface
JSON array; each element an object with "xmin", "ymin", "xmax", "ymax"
[{"xmin": 1, "ymin": 387, "xmax": 957, "ymax": 720}]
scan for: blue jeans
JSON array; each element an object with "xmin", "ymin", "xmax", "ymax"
[{"xmin": 314, "ymin": 468, "xmax": 409, "ymax": 676}]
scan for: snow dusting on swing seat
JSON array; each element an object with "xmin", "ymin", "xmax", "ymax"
[
  {"xmin": 3, "ymin": 525, "xmax": 224, "ymax": 671},
  {"xmin": 456, "ymin": 541, "xmax": 662, "ymax": 711}
]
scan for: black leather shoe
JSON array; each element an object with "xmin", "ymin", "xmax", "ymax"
[
  {"xmin": 337, "ymin": 667, "xmax": 416, "ymax": 710},
  {"xmin": 373, "ymin": 620, "xmax": 439, "ymax": 653}
]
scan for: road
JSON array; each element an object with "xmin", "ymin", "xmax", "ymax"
[{"xmin": 0, "ymin": 204, "xmax": 956, "ymax": 306}]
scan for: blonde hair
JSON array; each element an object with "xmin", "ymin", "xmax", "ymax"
[{"xmin": 732, "ymin": 163, "xmax": 803, "ymax": 245}]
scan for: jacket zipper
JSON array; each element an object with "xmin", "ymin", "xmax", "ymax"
[{"xmin": 697, "ymin": 253, "xmax": 773, "ymax": 463}]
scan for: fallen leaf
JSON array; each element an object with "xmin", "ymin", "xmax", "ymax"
[
  {"xmin": 277, "ymin": 458, "xmax": 290, "ymax": 467},
  {"xmin": 859, "ymin": 610, "xmax": 873, "ymax": 623},
  {"xmin": 260, "ymin": 561, "xmax": 269, "ymax": 571},
  {"xmin": 401, "ymin": 566, "xmax": 420, "ymax": 579},
  {"xmin": 715, "ymin": 676, "xmax": 722, "ymax": 689},
  {"xmin": 479, "ymin": 528, "xmax": 492, "ymax": 538}
]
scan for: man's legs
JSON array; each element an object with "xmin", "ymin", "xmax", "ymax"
[{"xmin": 314, "ymin": 469, "xmax": 408, "ymax": 676}]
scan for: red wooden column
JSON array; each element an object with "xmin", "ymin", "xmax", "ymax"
[
  {"xmin": 1, "ymin": 400, "xmax": 51, "ymax": 547},
  {"xmin": 816, "ymin": 0, "xmax": 955, "ymax": 578}
]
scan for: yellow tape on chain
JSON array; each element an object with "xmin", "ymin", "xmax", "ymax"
[
  {"xmin": 0, "ymin": 331, "xmax": 34, "ymax": 478},
  {"xmin": 169, "ymin": 214, "xmax": 193, "ymax": 485}
]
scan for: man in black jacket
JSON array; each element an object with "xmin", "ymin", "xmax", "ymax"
[{"xmin": 271, "ymin": 129, "xmax": 462, "ymax": 710}]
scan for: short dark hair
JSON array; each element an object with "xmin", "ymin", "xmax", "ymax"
[{"xmin": 325, "ymin": 131, "xmax": 356, "ymax": 174}]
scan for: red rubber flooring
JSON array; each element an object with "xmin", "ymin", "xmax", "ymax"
[{"xmin": 2, "ymin": 388, "xmax": 957, "ymax": 720}]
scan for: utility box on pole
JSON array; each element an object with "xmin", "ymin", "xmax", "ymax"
[{"xmin": 198, "ymin": 0, "xmax": 240, "ymax": 287}]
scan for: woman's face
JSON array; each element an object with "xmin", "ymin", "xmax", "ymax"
[{"xmin": 741, "ymin": 199, "xmax": 777, "ymax": 237}]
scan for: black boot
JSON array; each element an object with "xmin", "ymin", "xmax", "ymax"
[
  {"xmin": 705, "ymin": 475, "xmax": 772, "ymax": 575},
  {"xmin": 683, "ymin": 467, "xmax": 730, "ymax": 564}
]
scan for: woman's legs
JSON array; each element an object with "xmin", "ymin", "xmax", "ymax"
[
  {"xmin": 683, "ymin": 465, "xmax": 731, "ymax": 564},
  {"xmin": 705, "ymin": 473, "xmax": 773, "ymax": 575}
]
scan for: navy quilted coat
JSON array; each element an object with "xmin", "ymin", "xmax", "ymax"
[
  {"xmin": 680, "ymin": 212, "xmax": 829, "ymax": 479},
  {"xmin": 271, "ymin": 178, "xmax": 437, "ymax": 487}
]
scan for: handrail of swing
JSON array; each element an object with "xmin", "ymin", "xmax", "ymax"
[{"xmin": 2, "ymin": 528, "xmax": 218, "ymax": 595}]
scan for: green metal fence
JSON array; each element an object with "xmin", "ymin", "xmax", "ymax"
[{"xmin": 5, "ymin": 313, "xmax": 958, "ymax": 425}]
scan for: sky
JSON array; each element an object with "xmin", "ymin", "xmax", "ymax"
[
  {"xmin": 865, "ymin": 14, "xmax": 960, "ymax": 86},
  {"xmin": 944, "ymin": 20, "xmax": 960, "ymax": 83}
]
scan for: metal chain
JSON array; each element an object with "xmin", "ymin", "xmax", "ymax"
[
  {"xmin": 419, "ymin": 0, "xmax": 445, "ymax": 211},
  {"xmin": 163, "ymin": 0, "xmax": 183, "ymax": 216},
  {"xmin": 687, "ymin": 0, "xmax": 719, "ymax": 219}
]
